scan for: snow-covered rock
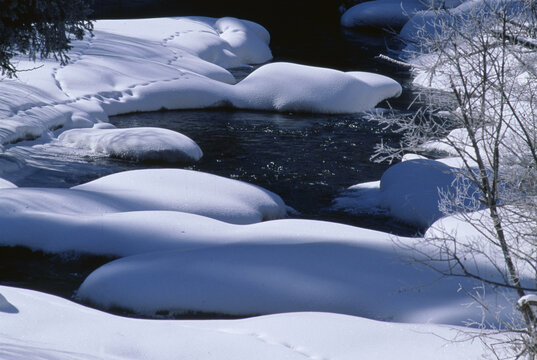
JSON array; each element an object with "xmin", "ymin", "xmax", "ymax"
[
  {"xmin": 0, "ymin": 169, "xmax": 287, "ymax": 225},
  {"xmin": 58, "ymin": 126, "xmax": 203, "ymax": 162},
  {"xmin": 76, "ymin": 238, "xmax": 511, "ymax": 324},
  {"xmin": 334, "ymin": 159, "xmax": 480, "ymax": 228},
  {"xmin": 72, "ymin": 168, "xmax": 287, "ymax": 224},
  {"xmin": 231, "ymin": 63, "xmax": 402, "ymax": 113}
]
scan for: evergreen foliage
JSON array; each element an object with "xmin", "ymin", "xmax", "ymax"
[{"xmin": 0, "ymin": 0, "xmax": 93, "ymax": 77}]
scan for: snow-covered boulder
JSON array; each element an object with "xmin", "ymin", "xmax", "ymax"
[
  {"xmin": 379, "ymin": 159, "xmax": 458, "ymax": 227},
  {"xmin": 58, "ymin": 126, "xmax": 203, "ymax": 163},
  {"xmin": 76, "ymin": 234, "xmax": 510, "ymax": 324},
  {"xmin": 334, "ymin": 159, "xmax": 480, "ymax": 228},
  {"xmin": 72, "ymin": 168, "xmax": 287, "ymax": 224},
  {"xmin": 0, "ymin": 169, "xmax": 287, "ymax": 224},
  {"xmin": 231, "ymin": 62, "xmax": 402, "ymax": 113}
]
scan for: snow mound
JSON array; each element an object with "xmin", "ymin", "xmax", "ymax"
[
  {"xmin": 334, "ymin": 159, "xmax": 480, "ymax": 228},
  {"xmin": 58, "ymin": 126, "xmax": 203, "ymax": 163},
  {"xmin": 425, "ymin": 207, "xmax": 537, "ymax": 280},
  {"xmin": 0, "ymin": 211, "xmax": 230, "ymax": 256},
  {"xmin": 0, "ymin": 285, "xmax": 486, "ymax": 360},
  {"xmin": 379, "ymin": 159, "xmax": 458, "ymax": 228},
  {"xmin": 0, "ymin": 169, "xmax": 287, "ymax": 225},
  {"xmin": 232, "ymin": 62, "xmax": 402, "ymax": 113},
  {"xmin": 72, "ymin": 168, "xmax": 287, "ymax": 224},
  {"xmin": 77, "ymin": 235, "xmax": 510, "ymax": 324}
]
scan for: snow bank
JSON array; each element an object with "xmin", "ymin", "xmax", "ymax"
[
  {"xmin": 77, "ymin": 238, "xmax": 511, "ymax": 324},
  {"xmin": 0, "ymin": 169, "xmax": 287, "ymax": 225},
  {"xmin": 58, "ymin": 125, "xmax": 203, "ymax": 162},
  {"xmin": 401, "ymin": 0, "xmax": 524, "ymax": 43},
  {"xmin": 0, "ymin": 285, "xmax": 487, "ymax": 360},
  {"xmin": 72, "ymin": 168, "xmax": 287, "ymax": 224}
]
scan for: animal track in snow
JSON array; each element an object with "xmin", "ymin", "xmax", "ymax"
[{"xmin": 51, "ymin": 31, "xmax": 95, "ymax": 99}]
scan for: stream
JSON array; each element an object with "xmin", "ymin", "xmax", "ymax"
[{"xmin": 0, "ymin": 14, "xmax": 422, "ymax": 307}]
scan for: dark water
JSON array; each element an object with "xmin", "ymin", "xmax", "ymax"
[
  {"xmin": 0, "ymin": 16, "xmax": 419, "ymax": 303},
  {"xmin": 110, "ymin": 108, "xmax": 415, "ymax": 235}
]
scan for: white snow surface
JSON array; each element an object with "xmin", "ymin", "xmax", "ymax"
[
  {"xmin": 0, "ymin": 169, "xmax": 287, "ymax": 226},
  {"xmin": 73, "ymin": 216, "xmax": 517, "ymax": 325},
  {"xmin": 0, "ymin": 285, "xmax": 487, "ymax": 360},
  {"xmin": 333, "ymin": 159, "xmax": 478, "ymax": 228},
  {"xmin": 77, "ymin": 236, "xmax": 512, "ymax": 323},
  {"xmin": 0, "ymin": 177, "xmax": 16, "ymax": 189},
  {"xmin": 231, "ymin": 63, "xmax": 402, "ymax": 113},
  {"xmin": 400, "ymin": 0, "xmax": 524, "ymax": 43},
  {"xmin": 57, "ymin": 125, "xmax": 203, "ymax": 162},
  {"xmin": 426, "ymin": 207, "xmax": 537, "ymax": 280}
]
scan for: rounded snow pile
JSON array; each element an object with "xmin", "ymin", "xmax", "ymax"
[
  {"xmin": 72, "ymin": 168, "xmax": 287, "ymax": 224},
  {"xmin": 232, "ymin": 62, "xmax": 402, "ymax": 114},
  {"xmin": 379, "ymin": 159, "xmax": 479, "ymax": 228},
  {"xmin": 76, "ymin": 234, "xmax": 505, "ymax": 324},
  {"xmin": 58, "ymin": 125, "xmax": 203, "ymax": 163}
]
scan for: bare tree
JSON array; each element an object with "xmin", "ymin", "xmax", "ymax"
[{"xmin": 372, "ymin": 0, "xmax": 537, "ymax": 357}]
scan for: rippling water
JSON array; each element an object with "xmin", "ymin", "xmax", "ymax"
[{"xmin": 111, "ymin": 108, "xmax": 416, "ymax": 235}]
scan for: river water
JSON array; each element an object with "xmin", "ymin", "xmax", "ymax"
[{"xmin": 0, "ymin": 15, "xmax": 420, "ymax": 302}]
